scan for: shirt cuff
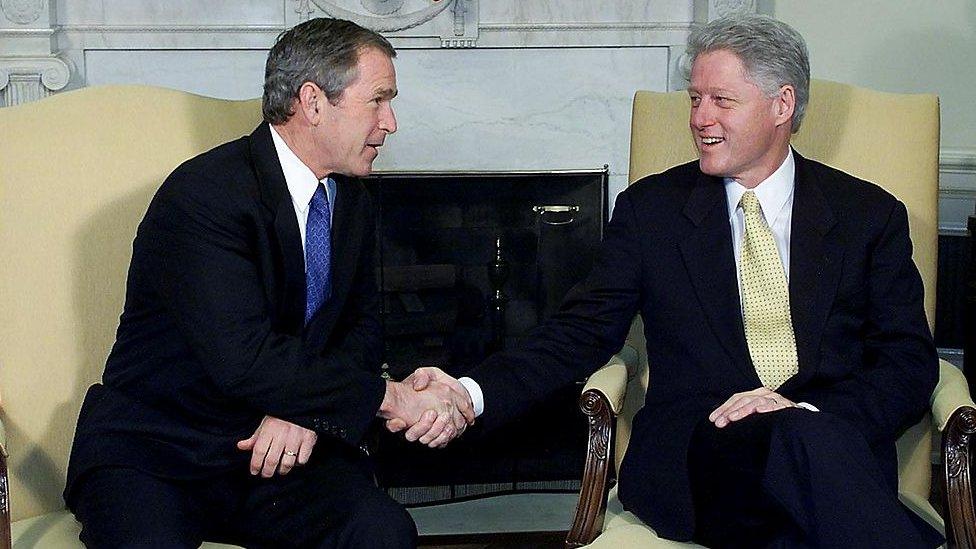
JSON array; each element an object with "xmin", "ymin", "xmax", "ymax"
[
  {"xmin": 795, "ymin": 401, "xmax": 819, "ymax": 412},
  {"xmin": 458, "ymin": 377, "xmax": 484, "ymax": 417}
]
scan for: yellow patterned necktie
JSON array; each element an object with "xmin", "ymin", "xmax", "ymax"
[{"xmin": 739, "ymin": 191, "xmax": 798, "ymax": 389}]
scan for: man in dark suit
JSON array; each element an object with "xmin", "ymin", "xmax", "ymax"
[
  {"xmin": 65, "ymin": 18, "xmax": 473, "ymax": 548},
  {"xmin": 399, "ymin": 14, "xmax": 943, "ymax": 547}
]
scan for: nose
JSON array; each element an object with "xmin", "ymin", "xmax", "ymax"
[
  {"xmin": 380, "ymin": 102, "xmax": 397, "ymax": 134},
  {"xmin": 690, "ymin": 101, "xmax": 714, "ymax": 131}
]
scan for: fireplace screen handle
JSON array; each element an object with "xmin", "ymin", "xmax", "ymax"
[{"xmin": 532, "ymin": 205, "xmax": 580, "ymax": 225}]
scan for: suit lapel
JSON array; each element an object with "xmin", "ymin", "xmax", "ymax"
[
  {"xmin": 249, "ymin": 123, "xmax": 306, "ymax": 334},
  {"xmin": 782, "ymin": 151, "xmax": 842, "ymax": 390},
  {"xmin": 679, "ymin": 173, "xmax": 757, "ymax": 384}
]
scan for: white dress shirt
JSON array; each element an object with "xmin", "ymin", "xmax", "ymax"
[{"xmin": 269, "ymin": 125, "xmax": 335, "ymax": 266}]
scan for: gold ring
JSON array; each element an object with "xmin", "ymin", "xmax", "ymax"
[{"xmin": 284, "ymin": 450, "xmax": 298, "ymax": 457}]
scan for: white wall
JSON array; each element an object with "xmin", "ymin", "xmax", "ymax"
[{"xmin": 768, "ymin": 0, "xmax": 976, "ymax": 231}]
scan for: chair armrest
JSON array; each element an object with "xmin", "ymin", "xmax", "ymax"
[
  {"xmin": 566, "ymin": 347, "xmax": 638, "ymax": 548},
  {"xmin": 936, "ymin": 360, "xmax": 976, "ymax": 549},
  {"xmin": 0, "ymin": 416, "xmax": 9, "ymax": 549},
  {"xmin": 580, "ymin": 346, "xmax": 637, "ymax": 416}
]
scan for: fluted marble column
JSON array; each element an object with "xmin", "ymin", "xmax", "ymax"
[{"xmin": 0, "ymin": 0, "xmax": 70, "ymax": 107}]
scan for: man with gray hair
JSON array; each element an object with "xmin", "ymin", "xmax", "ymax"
[
  {"xmin": 64, "ymin": 17, "xmax": 472, "ymax": 548},
  {"xmin": 408, "ymin": 13, "xmax": 943, "ymax": 547}
]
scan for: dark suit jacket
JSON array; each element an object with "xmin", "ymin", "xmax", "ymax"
[
  {"xmin": 65, "ymin": 123, "xmax": 384, "ymax": 502},
  {"xmin": 468, "ymin": 151, "xmax": 938, "ymax": 540}
]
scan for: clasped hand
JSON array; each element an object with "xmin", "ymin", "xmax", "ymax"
[{"xmin": 381, "ymin": 367, "xmax": 475, "ymax": 448}]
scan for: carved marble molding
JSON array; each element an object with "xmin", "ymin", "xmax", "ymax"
[
  {"xmin": 304, "ymin": 0, "xmax": 451, "ymax": 30},
  {"xmin": 298, "ymin": 0, "xmax": 478, "ymax": 47},
  {"xmin": 695, "ymin": 0, "xmax": 758, "ymax": 22},
  {"xmin": 0, "ymin": 55, "xmax": 69, "ymax": 106}
]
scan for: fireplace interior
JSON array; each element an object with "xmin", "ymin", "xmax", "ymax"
[{"xmin": 364, "ymin": 169, "xmax": 609, "ymax": 502}]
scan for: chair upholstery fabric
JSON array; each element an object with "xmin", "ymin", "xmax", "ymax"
[
  {"xmin": 0, "ymin": 85, "xmax": 263, "ymax": 547},
  {"xmin": 579, "ymin": 80, "xmax": 957, "ymax": 547}
]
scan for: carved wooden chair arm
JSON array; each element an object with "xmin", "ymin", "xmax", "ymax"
[
  {"xmin": 936, "ymin": 360, "xmax": 976, "ymax": 549},
  {"xmin": 565, "ymin": 347, "xmax": 639, "ymax": 548}
]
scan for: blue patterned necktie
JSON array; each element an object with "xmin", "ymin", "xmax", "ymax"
[{"xmin": 305, "ymin": 183, "xmax": 332, "ymax": 325}]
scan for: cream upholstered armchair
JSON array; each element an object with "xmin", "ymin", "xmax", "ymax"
[
  {"xmin": 0, "ymin": 86, "xmax": 262, "ymax": 548},
  {"xmin": 565, "ymin": 80, "xmax": 976, "ymax": 548}
]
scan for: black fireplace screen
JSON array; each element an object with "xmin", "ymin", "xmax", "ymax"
[{"xmin": 363, "ymin": 169, "xmax": 609, "ymax": 500}]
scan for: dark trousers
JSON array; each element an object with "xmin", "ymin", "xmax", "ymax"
[
  {"xmin": 70, "ymin": 443, "xmax": 416, "ymax": 549},
  {"xmin": 687, "ymin": 408, "xmax": 942, "ymax": 548}
]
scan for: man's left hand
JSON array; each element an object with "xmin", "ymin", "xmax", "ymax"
[
  {"xmin": 237, "ymin": 415, "xmax": 317, "ymax": 477},
  {"xmin": 708, "ymin": 387, "xmax": 797, "ymax": 428}
]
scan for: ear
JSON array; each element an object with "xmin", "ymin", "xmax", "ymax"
[
  {"xmin": 296, "ymin": 82, "xmax": 323, "ymax": 125},
  {"xmin": 774, "ymin": 84, "xmax": 796, "ymax": 128}
]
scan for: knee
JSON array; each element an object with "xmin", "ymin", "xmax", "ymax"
[
  {"xmin": 341, "ymin": 496, "xmax": 417, "ymax": 548},
  {"xmin": 770, "ymin": 409, "xmax": 862, "ymax": 446}
]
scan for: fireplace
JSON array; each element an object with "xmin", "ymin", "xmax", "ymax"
[{"xmin": 364, "ymin": 169, "xmax": 609, "ymax": 502}]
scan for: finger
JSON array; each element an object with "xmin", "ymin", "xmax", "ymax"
[
  {"xmin": 261, "ymin": 437, "xmax": 286, "ymax": 478},
  {"xmin": 250, "ymin": 432, "xmax": 274, "ymax": 475},
  {"xmin": 755, "ymin": 397, "xmax": 793, "ymax": 414},
  {"xmin": 724, "ymin": 399, "xmax": 766, "ymax": 424},
  {"xmin": 404, "ymin": 409, "xmax": 438, "ymax": 442},
  {"xmin": 237, "ymin": 432, "xmax": 257, "ymax": 451},
  {"xmin": 456, "ymin": 396, "xmax": 476, "ymax": 425},
  {"xmin": 713, "ymin": 396, "xmax": 759, "ymax": 428},
  {"xmin": 298, "ymin": 430, "xmax": 316, "ymax": 465},
  {"xmin": 278, "ymin": 429, "xmax": 304, "ymax": 475},
  {"xmin": 427, "ymin": 424, "xmax": 457, "ymax": 449},
  {"xmin": 410, "ymin": 368, "xmax": 439, "ymax": 391},
  {"xmin": 419, "ymin": 412, "xmax": 453, "ymax": 445},
  {"xmin": 709, "ymin": 393, "xmax": 748, "ymax": 423},
  {"xmin": 708, "ymin": 392, "xmax": 746, "ymax": 422},
  {"xmin": 386, "ymin": 418, "xmax": 407, "ymax": 432}
]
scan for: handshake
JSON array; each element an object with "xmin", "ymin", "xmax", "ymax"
[{"xmin": 379, "ymin": 367, "xmax": 476, "ymax": 449}]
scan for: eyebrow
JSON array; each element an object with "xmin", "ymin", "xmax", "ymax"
[{"xmin": 375, "ymin": 87, "xmax": 398, "ymax": 100}]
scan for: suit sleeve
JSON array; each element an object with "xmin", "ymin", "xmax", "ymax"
[
  {"xmin": 146, "ymin": 169, "xmax": 384, "ymax": 446},
  {"xmin": 792, "ymin": 200, "xmax": 938, "ymax": 444},
  {"xmin": 468, "ymin": 188, "xmax": 645, "ymax": 430}
]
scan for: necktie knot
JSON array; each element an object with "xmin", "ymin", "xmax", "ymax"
[
  {"xmin": 739, "ymin": 190, "xmax": 762, "ymax": 216},
  {"xmin": 310, "ymin": 184, "xmax": 329, "ymax": 214}
]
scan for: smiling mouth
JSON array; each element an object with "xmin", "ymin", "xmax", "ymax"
[{"xmin": 701, "ymin": 137, "xmax": 724, "ymax": 145}]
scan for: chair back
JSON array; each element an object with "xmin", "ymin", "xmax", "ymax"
[
  {"xmin": 620, "ymin": 80, "xmax": 940, "ymax": 501},
  {"xmin": 0, "ymin": 86, "xmax": 262, "ymax": 521}
]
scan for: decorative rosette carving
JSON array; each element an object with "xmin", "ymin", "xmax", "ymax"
[
  {"xmin": 946, "ymin": 407, "xmax": 976, "ymax": 478},
  {"xmin": 712, "ymin": 0, "xmax": 757, "ymax": 18},
  {"xmin": 1, "ymin": 0, "xmax": 43, "ymax": 25},
  {"xmin": 307, "ymin": 0, "xmax": 454, "ymax": 32},
  {"xmin": 581, "ymin": 390, "xmax": 611, "ymax": 461}
]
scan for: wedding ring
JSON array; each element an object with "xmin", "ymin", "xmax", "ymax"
[{"xmin": 283, "ymin": 450, "xmax": 298, "ymax": 457}]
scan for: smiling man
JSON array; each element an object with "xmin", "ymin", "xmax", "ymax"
[
  {"xmin": 63, "ymin": 18, "xmax": 472, "ymax": 548},
  {"xmin": 407, "ymin": 13, "xmax": 943, "ymax": 548}
]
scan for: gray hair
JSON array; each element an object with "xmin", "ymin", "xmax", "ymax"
[
  {"xmin": 262, "ymin": 18, "xmax": 396, "ymax": 125},
  {"xmin": 685, "ymin": 14, "xmax": 810, "ymax": 133}
]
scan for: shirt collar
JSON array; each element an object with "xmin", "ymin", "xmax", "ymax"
[
  {"xmin": 269, "ymin": 125, "xmax": 326, "ymax": 214},
  {"xmin": 724, "ymin": 148, "xmax": 795, "ymax": 224}
]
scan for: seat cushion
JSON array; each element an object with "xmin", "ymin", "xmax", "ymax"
[
  {"xmin": 11, "ymin": 511, "xmax": 242, "ymax": 548},
  {"xmin": 589, "ymin": 486, "xmax": 701, "ymax": 548}
]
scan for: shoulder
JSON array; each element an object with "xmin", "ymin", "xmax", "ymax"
[{"xmin": 155, "ymin": 136, "xmax": 259, "ymax": 209}]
